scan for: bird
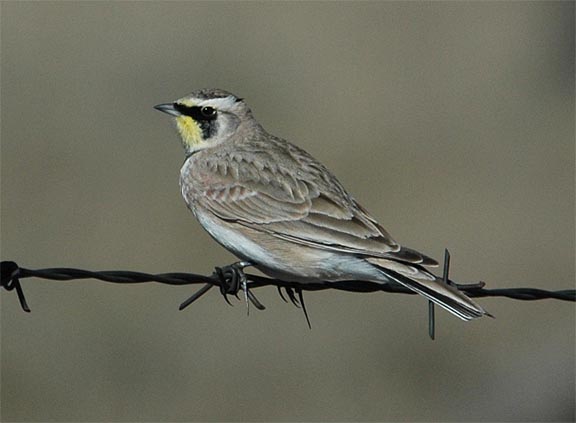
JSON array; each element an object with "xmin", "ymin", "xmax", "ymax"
[{"xmin": 154, "ymin": 88, "xmax": 489, "ymax": 320}]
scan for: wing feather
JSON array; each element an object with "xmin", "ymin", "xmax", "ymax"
[{"xmin": 183, "ymin": 141, "xmax": 436, "ymax": 263}]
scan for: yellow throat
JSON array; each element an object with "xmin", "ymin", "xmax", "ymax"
[{"xmin": 175, "ymin": 116, "xmax": 203, "ymax": 149}]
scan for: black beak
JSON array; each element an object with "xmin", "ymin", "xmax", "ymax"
[{"xmin": 154, "ymin": 103, "xmax": 181, "ymax": 117}]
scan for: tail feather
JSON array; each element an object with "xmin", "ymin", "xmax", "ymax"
[{"xmin": 371, "ymin": 263, "xmax": 489, "ymax": 321}]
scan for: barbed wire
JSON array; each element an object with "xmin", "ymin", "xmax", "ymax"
[{"xmin": 2, "ymin": 258, "xmax": 575, "ymax": 338}]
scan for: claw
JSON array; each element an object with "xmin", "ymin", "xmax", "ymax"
[
  {"xmin": 296, "ymin": 288, "xmax": 312, "ymax": 329},
  {"xmin": 247, "ymin": 290, "xmax": 266, "ymax": 310},
  {"xmin": 223, "ymin": 293, "xmax": 234, "ymax": 307},
  {"xmin": 277, "ymin": 286, "xmax": 288, "ymax": 303},
  {"xmin": 286, "ymin": 287, "xmax": 300, "ymax": 308}
]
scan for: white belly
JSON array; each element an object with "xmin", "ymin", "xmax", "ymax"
[
  {"xmin": 194, "ymin": 208, "xmax": 282, "ymax": 267},
  {"xmin": 193, "ymin": 208, "xmax": 383, "ymax": 283}
]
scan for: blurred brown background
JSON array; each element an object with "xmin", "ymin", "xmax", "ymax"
[{"xmin": 1, "ymin": 1, "xmax": 574, "ymax": 421}]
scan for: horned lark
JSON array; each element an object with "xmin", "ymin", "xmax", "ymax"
[{"xmin": 154, "ymin": 88, "xmax": 488, "ymax": 320}]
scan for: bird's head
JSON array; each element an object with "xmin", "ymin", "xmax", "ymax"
[{"xmin": 154, "ymin": 88, "xmax": 254, "ymax": 155}]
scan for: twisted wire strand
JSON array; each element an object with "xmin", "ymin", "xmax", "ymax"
[
  {"xmin": 2, "ymin": 259, "xmax": 574, "ymax": 340},
  {"xmin": 2, "ymin": 260, "xmax": 574, "ymax": 314}
]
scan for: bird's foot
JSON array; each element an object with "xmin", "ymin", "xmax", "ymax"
[
  {"xmin": 214, "ymin": 261, "xmax": 265, "ymax": 313},
  {"xmin": 277, "ymin": 285, "xmax": 312, "ymax": 329}
]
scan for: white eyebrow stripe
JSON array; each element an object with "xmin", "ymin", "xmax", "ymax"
[{"xmin": 198, "ymin": 96, "xmax": 238, "ymax": 110}]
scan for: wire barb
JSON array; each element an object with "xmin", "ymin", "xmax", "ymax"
[
  {"xmin": 428, "ymin": 301, "xmax": 435, "ymax": 340},
  {"xmin": 179, "ymin": 283, "xmax": 213, "ymax": 310},
  {"xmin": 1, "ymin": 261, "xmax": 30, "ymax": 312},
  {"xmin": 429, "ymin": 249, "xmax": 452, "ymax": 340}
]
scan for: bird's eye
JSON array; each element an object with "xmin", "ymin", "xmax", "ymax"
[
  {"xmin": 200, "ymin": 106, "xmax": 216, "ymax": 118},
  {"xmin": 172, "ymin": 103, "xmax": 217, "ymax": 122}
]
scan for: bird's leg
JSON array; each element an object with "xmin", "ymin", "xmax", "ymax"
[{"xmin": 239, "ymin": 263, "xmax": 250, "ymax": 315}]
